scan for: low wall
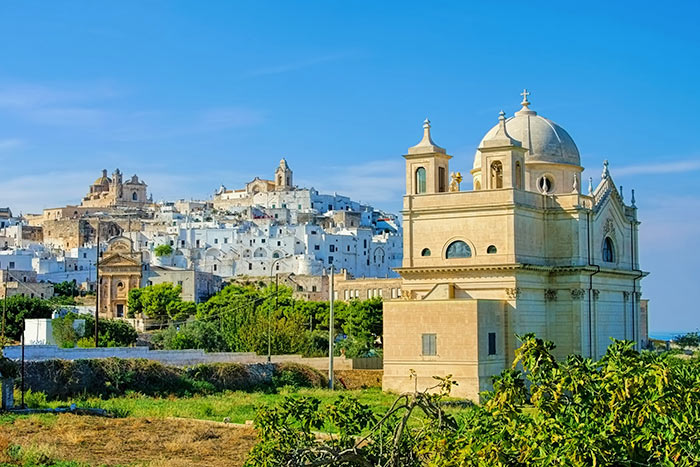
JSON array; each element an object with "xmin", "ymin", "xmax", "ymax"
[{"xmin": 2, "ymin": 345, "xmax": 373, "ymax": 370}]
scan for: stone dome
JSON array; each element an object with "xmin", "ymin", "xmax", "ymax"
[
  {"xmin": 473, "ymin": 95, "xmax": 580, "ymax": 170},
  {"xmin": 93, "ymin": 169, "xmax": 112, "ymax": 186}
]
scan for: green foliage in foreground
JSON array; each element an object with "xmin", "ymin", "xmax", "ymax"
[
  {"xmin": 246, "ymin": 335, "xmax": 700, "ymax": 466},
  {"xmin": 51, "ymin": 313, "xmax": 137, "ymax": 348},
  {"xmin": 0, "ymin": 295, "xmax": 53, "ymax": 342}
]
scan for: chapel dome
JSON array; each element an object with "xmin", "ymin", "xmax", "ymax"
[{"xmin": 473, "ymin": 92, "xmax": 580, "ymax": 170}]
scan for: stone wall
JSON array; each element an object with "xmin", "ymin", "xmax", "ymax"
[{"xmin": 1, "ymin": 345, "xmax": 380, "ymax": 370}]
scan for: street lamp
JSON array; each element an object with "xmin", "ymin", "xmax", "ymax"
[{"xmin": 268, "ymin": 255, "xmax": 292, "ymax": 362}]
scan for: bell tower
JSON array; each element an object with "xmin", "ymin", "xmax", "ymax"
[
  {"xmin": 403, "ymin": 119, "xmax": 451, "ymax": 195},
  {"xmin": 476, "ymin": 111, "xmax": 526, "ymax": 190},
  {"xmin": 275, "ymin": 158, "xmax": 293, "ymax": 190}
]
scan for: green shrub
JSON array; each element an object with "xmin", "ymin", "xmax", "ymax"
[
  {"xmin": 272, "ymin": 363, "xmax": 327, "ymax": 389},
  {"xmin": 0, "ymin": 356, "xmax": 18, "ymax": 378}
]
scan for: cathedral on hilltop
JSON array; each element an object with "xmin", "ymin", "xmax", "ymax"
[
  {"xmin": 383, "ymin": 91, "xmax": 648, "ymax": 400},
  {"xmin": 81, "ymin": 169, "xmax": 150, "ymax": 208}
]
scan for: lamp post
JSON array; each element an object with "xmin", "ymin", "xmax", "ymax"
[
  {"xmin": 94, "ymin": 220, "xmax": 101, "ymax": 348},
  {"xmin": 268, "ymin": 255, "xmax": 291, "ymax": 362}
]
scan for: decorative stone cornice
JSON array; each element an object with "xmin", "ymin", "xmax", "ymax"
[
  {"xmin": 544, "ymin": 289, "xmax": 557, "ymax": 302},
  {"xmin": 571, "ymin": 288, "xmax": 585, "ymax": 300}
]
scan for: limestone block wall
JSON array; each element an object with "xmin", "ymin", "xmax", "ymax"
[{"xmin": 383, "ymin": 298, "xmax": 506, "ymax": 401}]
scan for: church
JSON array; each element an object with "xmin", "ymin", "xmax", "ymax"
[{"xmin": 383, "ymin": 91, "xmax": 648, "ymax": 400}]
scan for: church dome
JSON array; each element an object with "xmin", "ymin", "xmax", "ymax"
[
  {"xmin": 473, "ymin": 91, "xmax": 580, "ymax": 170},
  {"xmin": 93, "ymin": 169, "xmax": 111, "ymax": 186}
]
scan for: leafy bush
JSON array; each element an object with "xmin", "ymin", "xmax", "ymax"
[
  {"xmin": 154, "ymin": 244, "xmax": 173, "ymax": 257},
  {"xmin": 151, "ymin": 321, "xmax": 229, "ymax": 352},
  {"xmin": 674, "ymin": 331, "xmax": 700, "ymax": 349},
  {"xmin": 51, "ymin": 313, "xmax": 136, "ymax": 348},
  {"xmin": 20, "ymin": 359, "xmax": 324, "ymax": 400},
  {"xmin": 127, "ymin": 283, "xmax": 186, "ymax": 319},
  {"xmin": 0, "ymin": 356, "xmax": 18, "ymax": 378},
  {"xmin": 0, "ymin": 295, "xmax": 53, "ymax": 342},
  {"xmin": 245, "ymin": 334, "xmax": 700, "ymax": 466}
]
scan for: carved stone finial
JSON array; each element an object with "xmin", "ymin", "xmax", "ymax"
[
  {"xmin": 602, "ymin": 160, "xmax": 610, "ymax": 180},
  {"xmin": 572, "ymin": 175, "xmax": 578, "ymax": 193},
  {"xmin": 631, "ymin": 189, "xmax": 636, "ymax": 207},
  {"xmin": 588, "ymin": 177, "xmax": 593, "ymax": 196},
  {"xmin": 620, "ymin": 185, "xmax": 624, "ymax": 202}
]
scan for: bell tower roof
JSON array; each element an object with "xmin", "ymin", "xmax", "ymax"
[{"xmin": 408, "ymin": 118, "xmax": 446, "ymax": 155}]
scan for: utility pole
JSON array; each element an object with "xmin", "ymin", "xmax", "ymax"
[
  {"xmin": 94, "ymin": 220, "xmax": 100, "ymax": 347},
  {"xmin": 1, "ymin": 265, "xmax": 7, "ymax": 347},
  {"xmin": 328, "ymin": 265, "xmax": 335, "ymax": 390}
]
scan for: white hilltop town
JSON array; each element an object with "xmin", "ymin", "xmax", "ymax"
[{"xmin": 0, "ymin": 159, "xmax": 402, "ymax": 319}]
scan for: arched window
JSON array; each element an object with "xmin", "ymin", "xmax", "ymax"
[
  {"xmin": 421, "ymin": 248, "xmax": 431, "ymax": 257},
  {"xmin": 487, "ymin": 245, "xmax": 497, "ymax": 254},
  {"xmin": 603, "ymin": 237, "xmax": 615, "ymax": 262},
  {"xmin": 415, "ymin": 167, "xmax": 427, "ymax": 194},
  {"xmin": 253, "ymin": 248, "xmax": 266, "ymax": 258},
  {"xmin": 515, "ymin": 162, "xmax": 522, "ymax": 190},
  {"xmin": 272, "ymin": 251, "xmax": 281, "ymax": 259},
  {"xmin": 490, "ymin": 161, "xmax": 503, "ymax": 189},
  {"xmin": 446, "ymin": 241, "xmax": 471, "ymax": 259}
]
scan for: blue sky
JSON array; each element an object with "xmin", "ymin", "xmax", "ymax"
[{"xmin": 0, "ymin": 1, "xmax": 698, "ymax": 332}]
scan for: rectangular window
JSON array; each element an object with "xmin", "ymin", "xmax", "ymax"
[
  {"xmin": 439, "ymin": 167, "xmax": 446, "ymax": 192},
  {"xmin": 214, "ymin": 238, "xmax": 218, "ymax": 244},
  {"xmin": 177, "ymin": 280, "xmax": 183, "ymax": 286},
  {"xmin": 248, "ymin": 263, "xmax": 252, "ymax": 270},
  {"xmin": 488, "ymin": 332, "xmax": 497, "ymax": 355},
  {"xmin": 314, "ymin": 245, "xmax": 320, "ymax": 251},
  {"xmin": 9, "ymin": 261, "xmax": 14, "ymax": 268},
  {"xmin": 328, "ymin": 256, "xmax": 333, "ymax": 264},
  {"xmin": 329, "ymin": 245, "xmax": 335, "ymax": 252},
  {"xmin": 422, "ymin": 334, "xmax": 437, "ymax": 356}
]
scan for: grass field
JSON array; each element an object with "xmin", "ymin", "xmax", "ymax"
[{"xmin": 39, "ymin": 387, "xmax": 399, "ymax": 424}]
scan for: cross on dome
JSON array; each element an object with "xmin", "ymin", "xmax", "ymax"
[{"xmin": 520, "ymin": 88, "xmax": 531, "ymax": 108}]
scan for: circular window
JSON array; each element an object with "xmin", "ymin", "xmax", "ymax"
[
  {"xmin": 117, "ymin": 281, "xmax": 124, "ymax": 289},
  {"xmin": 421, "ymin": 248, "xmax": 431, "ymax": 257},
  {"xmin": 537, "ymin": 175, "xmax": 554, "ymax": 194},
  {"xmin": 487, "ymin": 245, "xmax": 497, "ymax": 254}
]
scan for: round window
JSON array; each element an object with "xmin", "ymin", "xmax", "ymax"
[{"xmin": 537, "ymin": 175, "xmax": 554, "ymax": 194}]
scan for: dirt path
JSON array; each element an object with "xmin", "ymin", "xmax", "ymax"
[{"xmin": 0, "ymin": 414, "xmax": 258, "ymax": 466}]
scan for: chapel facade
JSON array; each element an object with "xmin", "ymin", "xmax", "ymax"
[{"xmin": 383, "ymin": 91, "xmax": 648, "ymax": 400}]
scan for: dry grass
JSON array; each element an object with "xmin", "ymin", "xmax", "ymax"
[
  {"xmin": 335, "ymin": 370, "xmax": 383, "ymax": 389},
  {"xmin": 0, "ymin": 414, "xmax": 257, "ymax": 466}
]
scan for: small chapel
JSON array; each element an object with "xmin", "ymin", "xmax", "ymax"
[{"xmin": 383, "ymin": 91, "xmax": 648, "ymax": 400}]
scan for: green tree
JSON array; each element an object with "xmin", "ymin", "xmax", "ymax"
[
  {"xmin": 154, "ymin": 244, "xmax": 173, "ymax": 257},
  {"xmin": 152, "ymin": 320, "xmax": 228, "ymax": 352},
  {"xmin": 674, "ymin": 331, "xmax": 700, "ymax": 349},
  {"xmin": 53, "ymin": 280, "xmax": 79, "ymax": 298},
  {"xmin": 0, "ymin": 295, "xmax": 53, "ymax": 342},
  {"xmin": 337, "ymin": 297, "xmax": 383, "ymax": 357},
  {"xmin": 128, "ymin": 283, "xmax": 182, "ymax": 319}
]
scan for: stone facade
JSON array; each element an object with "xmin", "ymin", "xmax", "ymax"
[
  {"xmin": 383, "ymin": 91, "xmax": 648, "ymax": 400},
  {"xmin": 82, "ymin": 169, "xmax": 149, "ymax": 208},
  {"xmin": 0, "ymin": 269, "xmax": 54, "ymax": 299},
  {"xmin": 333, "ymin": 270, "xmax": 403, "ymax": 301},
  {"xmin": 98, "ymin": 237, "xmax": 143, "ymax": 318}
]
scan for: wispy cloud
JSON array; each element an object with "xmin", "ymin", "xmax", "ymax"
[
  {"xmin": 613, "ymin": 159, "xmax": 700, "ymax": 176},
  {"xmin": 0, "ymin": 138, "xmax": 23, "ymax": 151},
  {"xmin": 247, "ymin": 52, "xmax": 355, "ymax": 77},
  {"xmin": 297, "ymin": 159, "xmax": 404, "ymax": 211},
  {"xmin": 0, "ymin": 82, "xmax": 118, "ymax": 127}
]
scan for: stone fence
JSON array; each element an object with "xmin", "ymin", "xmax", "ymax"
[{"xmin": 2, "ymin": 346, "xmax": 382, "ymax": 370}]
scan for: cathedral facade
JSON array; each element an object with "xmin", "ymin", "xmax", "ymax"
[
  {"xmin": 383, "ymin": 92, "xmax": 648, "ymax": 400},
  {"xmin": 81, "ymin": 169, "xmax": 149, "ymax": 208}
]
